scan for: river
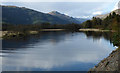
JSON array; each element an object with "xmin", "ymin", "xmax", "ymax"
[{"xmin": 1, "ymin": 31, "xmax": 115, "ymax": 71}]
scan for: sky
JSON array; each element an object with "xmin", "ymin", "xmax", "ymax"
[{"xmin": 0, "ymin": 0, "xmax": 120, "ymax": 18}]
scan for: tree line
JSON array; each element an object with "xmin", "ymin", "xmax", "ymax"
[
  {"xmin": 2, "ymin": 23, "xmax": 81, "ymax": 31},
  {"xmin": 81, "ymin": 12, "xmax": 120, "ymax": 30}
]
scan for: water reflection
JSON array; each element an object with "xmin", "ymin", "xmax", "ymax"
[{"xmin": 1, "ymin": 31, "xmax": 115, "ymax": 71}]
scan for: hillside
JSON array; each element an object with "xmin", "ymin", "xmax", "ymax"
[
  {"xmin": 2, "ymin": 5, "xmax": 80, "ymax": 25},
  {"xmin": 82, "ymin": 11, "xmax": 120, "ymax": 31},
  {"xmin": 96, "ymin": 9, "xmax": 120, "ymax": 19},
  {"xmin": 48, "ymin": 11, "xmax": 81, "ymax": 24}
]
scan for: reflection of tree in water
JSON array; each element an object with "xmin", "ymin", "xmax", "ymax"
[
  {"xmin": 83, "ymin": 31, "xmax": 120, "ymax": 47},
  {"xmin": 83, "ymin": 31, "xmax": 112, "ymax": 40}
]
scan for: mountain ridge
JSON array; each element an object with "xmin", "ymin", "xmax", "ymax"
[
  {"xmin": 95, "ymin": 9, "xmax": 120, "ymax": 19},
  {"xmin": 2, "ymin": 5, "xmax": 71, "ymax": 25},
  {"xmin": 2, "ymin": 5, "xmax": 86, "ymax": 25},
  {"xmin": 48, "ymin": 11, "xmax": 81, "ymax": 24}
]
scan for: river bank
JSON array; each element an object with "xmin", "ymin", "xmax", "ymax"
[
  {"xmin": 0, "ymin": 28, "xmax": 113, "ymax": 38},
  {"xmin": 79, "ymin": 29, "xmax": 113, "ymax": 32},
  {"xmin": 89, "ymin": 47, "xmax": 120, "ymax": 72},
  {"xmin": 0, "ymin": 29, "xmax": 66, "ymax": 39}
]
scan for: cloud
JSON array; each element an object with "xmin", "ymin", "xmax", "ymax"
[
  {"xmin": 1, "ymin": 2, "xmax": 109, "ymax": 18},
  {"xmin": 77, "ymin": 16, "xmax": 91, "ymax": 18},
  {"xmin": 0, "ymin": 0, "xmax": 119, "ymax": 2},
  {"xmin": 92, "ymin": 11, "xmax": 102, "ymax": 15},
  {"xmin": 1, "ymin": 1, "xmax": 119, "ymax": 18}
]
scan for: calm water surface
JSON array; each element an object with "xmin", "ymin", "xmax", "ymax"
[{"xmin": 1, "ymin": 31, "xmax": 115, "ymax": 71}]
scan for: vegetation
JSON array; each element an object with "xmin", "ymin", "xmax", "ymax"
[
  {"xmin": 2, "ymin": 22, "xmax": 81, "ymax": 40},
  {"xmin": 2, "ymin": 23, "xmax": 81, "ymax": 31},
  {"xmin": 81, "ymin": 12, "xmax": 120, "ymax": 47},
  {"xmin": 82, "ymin": 12, "xmax": 120, "ymax": 30},
  {"xmin": 112, "ymin": 31, "xmax": 120, "ymax": 46}
]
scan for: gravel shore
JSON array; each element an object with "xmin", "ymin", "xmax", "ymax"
[{"xmin": 89, "ymin": 48, "xmax": 120, "ymax": 72}]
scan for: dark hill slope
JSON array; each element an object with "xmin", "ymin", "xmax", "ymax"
[{"xmin": 2, "ymin": 6, "xmax": 74, "ymax": 25}]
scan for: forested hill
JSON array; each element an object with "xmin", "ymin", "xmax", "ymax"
[
  {"xmin": 82, "ymin": 11, "xmax": 120, "ymax": 30},
  {"xmin": 2, "ymin": 5, "xmax": 80, "ymax": 25}
]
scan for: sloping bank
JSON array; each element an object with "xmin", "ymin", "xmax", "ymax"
[
  {"xmin": 89, "ymin": 47, "xmax": 120, "ymax": 72},
  {"xmin": 0, "ymin": 29, "xmax": 66, "ymax": 39}
]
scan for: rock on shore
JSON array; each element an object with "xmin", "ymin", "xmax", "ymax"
[{"xmin": 89, "ymin": 48, "xmax": 120, "ymax": 72}]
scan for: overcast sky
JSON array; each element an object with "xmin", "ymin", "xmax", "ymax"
[{"xmin": 1, "ymin": 0, "xmax": 120, "ymax": 18}]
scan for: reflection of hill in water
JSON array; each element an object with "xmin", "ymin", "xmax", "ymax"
[
  {"xmin": 2, "ymin": 31, "xmax": 73, "ymax": 50},
  {"xmin": 2, "ymin": 31, "xmax": 113, "ymax": 50}
]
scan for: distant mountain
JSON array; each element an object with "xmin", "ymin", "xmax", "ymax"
[
  {"xmin": 1, "ymin": 6, "xmax": 73, "ymax": 25},
  {"xmin": 75, "ymin": 18, "xmax": 89, "ymax": 23},
  {"xmin": 48, "ymin": 11, "xmax": 81, "ymax": 24},
  {"xmin": 2, "ymin": 5, "xmax": 84, "ymax": 25},
  {"xmin": 96, "ymin": 9, "xmax": 120, "ymax": 19}
]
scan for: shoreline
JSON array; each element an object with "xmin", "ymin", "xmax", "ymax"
[
  {"xmin": 40, "ymin": 29, "xmax": 65, "ymax": 31},
  {"xmin": 0, "ymin": 31, "xmax": 2, "ymax": 38},
  {"xmin": 0, "ymin": 29, "xmax": 66, "ymax": 38},
  {"xmin": 89, "ymin": 47, "xmax": 119, "ymax": 72},
  {"xmin": 0, "ymin": 29, "xmax": 112, "ymax": 39},
  {"xmin": 79, "ymin": 29, "xmax": 112, "ymax": 32}
]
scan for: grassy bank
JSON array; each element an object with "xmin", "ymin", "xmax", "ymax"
[
  {"xmin": 1, "ymin": 29, "xmax": 66, "ymax": 39},
  {"xmin": 79, "ymin": 29, "xmax": 112, "ymax": 32}
]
